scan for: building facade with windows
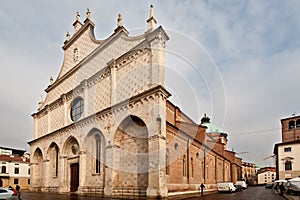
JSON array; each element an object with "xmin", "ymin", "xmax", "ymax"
[
  {"xmin": 281, "ymin": 115, "xmax": 300, "ymax": 142},
  {"xmin": 241, "ymin": 162, "xmax": 257, "ymax": 185},
  {"xmin": 0, "ymin": 147, "xmax": 30, "ymax": 190},
  {"xmin": 257, "ymin": 167, "xmax": 276, "ymax": 185},
  {"xmin": 274, "ymin": 115, "xmax": 300, "ymax": 180},
  {"xmin": 29, "ymin": 7, "xmax": 242, "ymax": 198}
]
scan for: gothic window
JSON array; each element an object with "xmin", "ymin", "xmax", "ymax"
[
  {"xmin": 166, "ymin": 149, "xmax": 170, "ymax": 175},
  {"xmin": 71, "ymin": 97, "xmax": 84, "ymax": 122},
  {"xmin": 296, "ymin": 120, "xmax": 300, "ymax": 128},
  {"xmin": 285, "ymin": 161, "xmax": 292, "ymax": 171},
  {"xmin": 1, "ymin": 166, "xmax": 6, "ymax": 173},
  {"xmin": 53, "ymin": 146, "xmax": 59, "ymax": 177},
  {"xmin": 95, "ymin": 135, "xmax": 101, "ymax": 174},
  {"xmin": 183, "ymin": 155, "xmax": 187, "ymax": 177},
  {"xmin": 289, "ymin": 121, "xmax": 295, "ymax": 129},
  {"xmin": 191, "ymin": 158, "xmax": 194, "ymax": 177}
]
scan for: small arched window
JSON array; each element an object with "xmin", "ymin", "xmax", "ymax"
[
  {"xmin": 285, "ymin": 161, "xmax": 292, "ymax": 171},
  {"xmin": 174, "ymin": 143, "xmax": 179, "ymax": 150},
  {"xmin": 183, "ymin": 155, "xmax": 187, "ymax": 177},
  {"xmin": 289, "ymin": 121, "xmax": 295, "ymax": 129},
  {"xmin": 53, "ymin": 146, "xmax": 59, "ymax": 177},
  {"xmin": 191, "ymin": 158, "xmax": 194, "ymax": 177},
  {"xmin": 296, "ymin": 119, "xmax": 300, "ymax": 128},
  {"xmin": 95, "ymin": 135, "xmax": 101, "ymax": 174},
  {"xmin": 166, "ymin": 149, "xmax": 170, "ymax": 175}
]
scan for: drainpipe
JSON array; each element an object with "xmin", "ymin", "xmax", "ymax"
[
  {"xmin": 187, "ymin": 138, "xmax": 190, "ymax": 184},
  {"xmin": 203, "ymin": 148, "xmax": 206, "ymax": 184}
]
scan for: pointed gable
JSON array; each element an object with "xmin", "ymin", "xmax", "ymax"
[{"xmin": 58, "ymin": 11, "xmax": 101, "ymax": 79}]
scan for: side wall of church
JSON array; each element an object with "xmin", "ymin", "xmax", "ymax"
[{"xmin": 165, "ymin": 102, "xmax": 238, "ymax": 193}]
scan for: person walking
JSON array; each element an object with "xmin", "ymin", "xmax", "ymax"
[
  {"xmin": 279, "ymin": 183, "xmax": 284, "ymax": 196},
  {"xmin": 200, "ymin": 183, "xmax": 205, "ymax": 196},
  {"xmin": 15, "ymin": 185, "xmax": 21, "ymax": 200}
]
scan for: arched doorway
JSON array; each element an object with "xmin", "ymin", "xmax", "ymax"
[
  {"xmin": 114, "ymin": 115, "xmax": 149, "ymax": 192},
  {"xmin": 63, "ymin": 137, "xmax": 80, "ymax": 192}
]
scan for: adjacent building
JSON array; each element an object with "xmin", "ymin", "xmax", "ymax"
[
  {"xmin": 242, "ymin": 162, "xmax": 257, "ymax": 185},
  {"xmin": 29, "ymin": 7, "xmax": 242, "ymax": 198},
  {"xmin": 0, "ymin": 147, "xmax": 30, "ymax": 190},
  {"xmin": 257, "ymin": 167, "xmax": 276, "ymax": 185},
  {"xmin": 274, "ymin": 115, "xmax": 300, "ymax": 180}
]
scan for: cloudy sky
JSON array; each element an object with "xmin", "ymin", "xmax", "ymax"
[{"xmin": 0, "ymin": 0, "xmax": 299, "ymax": 167}]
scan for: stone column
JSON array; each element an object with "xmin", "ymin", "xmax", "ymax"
[
  {"xmin": 46, "ymin": 105, "xmax": 51, "ymax": 133},
  {"xmin": 60, "ymin": 156, "xmax": 69, "ymax": 192},
  {"xmin": 32, "ymin": 114, "xmax": 39, "ymax": 139},
  {"xmin": 62, "ymin": 94, "xmax": 68, "ymax": 126},
  {"xmin": 78, "ymin": 150, "xmax": 87, "ymax": 192},
  {"xmin": 104, "ymin": 143, "xmax": 113, "ymax": 196},
  {"xmin": 42, "ymin": 159, "xmax": 50, "ymax": 192},
  {"xmin": 109, "ymin": 59, "xmax": 117, "ymax": 106},
  {"xmin": 82, "ymin": 80, "xmax": 88, "ymax": 118},
  {"xmin": 147, "ymin": 134, "xmax": 168, "ymax": 198},
  {"xmin": 146, "ymin": 28, "xmax": 168, "ymax": 88},
  {"xmin": 30, "ymin": 163, "xmax": 37, "ymax": 190}
]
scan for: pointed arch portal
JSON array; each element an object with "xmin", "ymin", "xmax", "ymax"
[{"xmin": 113, "ymin": 115, "xmax": 149, "ymax": 190}]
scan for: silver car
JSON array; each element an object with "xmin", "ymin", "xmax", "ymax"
[{"xmin": 0, "ymin": 188, "xmax": 17, "ymax": 200}]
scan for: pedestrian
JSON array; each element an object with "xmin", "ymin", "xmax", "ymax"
[
  {"xmin": 200, "ymin": 183, "xmax": 205, "ymax": 196},
  {"xmin": 279, "ymin": 183, "xmax": 284, "ymax": 196},
  {"xmin": 15, "ymin": 185, "xmax": 21, "ymax": 200}
]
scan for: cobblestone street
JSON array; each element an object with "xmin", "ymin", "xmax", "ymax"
[{"xmin": 21, "ymin": 192, "xmax": 115, "ymax": 200}]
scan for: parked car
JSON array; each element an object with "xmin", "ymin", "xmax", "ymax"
[
  {"xmin": 234, "ymin": 184, "xmax": 242, "ymax": 192},
  {"xmin": 0, "ymin": 187, "xmax": 17, "ymax": 200},
  {"xmin": 236, "ymin": 181, "xmax": 247, "ymax": 190},
  {"xmin": 265, "ymin": 183, "xmax": 273, "ymax": 189},
  {"xmin": 217, "ymin": 182, "xmax": 236, "ymax": 192},
  {"xmin": 286, "ymin": 178, "xmax": 300, "ymax": 195}
]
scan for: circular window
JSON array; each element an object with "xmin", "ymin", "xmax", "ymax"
[
  {"xmin": 71, "ymin": 143, "xmax": 79, "ymax": 155},
  {"xmin": 71, "ymin": 97, "xmax": 84, "ymax": 122}
]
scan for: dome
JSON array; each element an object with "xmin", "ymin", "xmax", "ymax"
[
  {"xmin": 202, "ymin": 122, "xmax": 223, "ymax": 133},
  {"xmin": 200, "ymin": 114, "xmax": 224, "ymax": 133}
]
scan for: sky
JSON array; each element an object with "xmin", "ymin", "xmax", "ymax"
[{"xmin": 0, "ymin": 0, "xmax": 299, "ymax": 167}]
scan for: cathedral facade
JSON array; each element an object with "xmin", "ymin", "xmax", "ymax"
[{"xmin": 29, "ymin": 7, "xmax": 241, "ymax": 198}]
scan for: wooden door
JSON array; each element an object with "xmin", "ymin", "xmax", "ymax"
[{"xmin": 70, "ymin": 163, "xmax": 79, "ymax": 192}]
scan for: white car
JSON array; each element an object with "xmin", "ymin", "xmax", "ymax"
[
  {"xmin": 236, "ymin": 181, "xmax": 247, "ymax": 189},
  {"xmin": 217, "ymin": 182, "xmax": 236, "ymax": 192},
  {"xmin": 0, "ymin": 188, "xmax": 17, "ymax": 200}
]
